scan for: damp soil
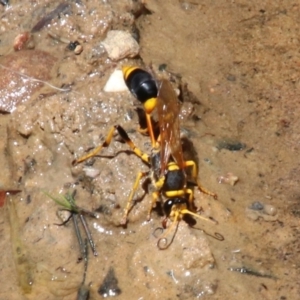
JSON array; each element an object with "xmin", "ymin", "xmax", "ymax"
[{"xmin": 0, "ymin": 1, "xmax": 300, "ymax": 299}]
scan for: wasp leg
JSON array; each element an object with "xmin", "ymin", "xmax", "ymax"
[
  {"xmin": 160, "ymin": 202, "xmax": 217, "ymax": 247},
  {"xmin": 157, "ymin": 212, "xmax": 180, "ymax": 250},
  {"xmin": 143, "ymin": 111, "xmax": 156, "ymax": 147},
  {"xmin": 164, "ymin": 188, "xmax": 197, "ymax": 212},
  {"xmin": 73, "ymin": 125, "xmax": 150, "ymax": 165},
  {"xmin": 73, "ymin": 126, "xmax": 116, "ymax": 165},
  {"xmin": 115, "ymin": 125, "xmax": 150, "ymax": 163},
  {"xmin": 137, "ymin": 127, "xmax": 149, "ymax": 135},
  {"xmin": 163, "ymin": 189, "xmax": 217, "ymax": 224},
  {"xmin": 147, "ymin": 191, "xmax": 160, "ymax": 221},
  {"xmin": 164, "ymin": 188, "xmax": 195, "ymax": 210},
  {"xmin": 153, "ymin": 174, "xmax": 165, "ymax": 190},
  {"xmin": 121, "ymin": 171, "xmax": 149, "ymax": 225},
  {"xmin": 184, "ymin": 160, "xmax": 218, "ymax": 199},
  {"xmin": 196, "ymin": 178, "xmax": 217, "ymax": 199},
  {"xmin": 179, "ymin": 208, "xmax": 218, "ymax": 225}
]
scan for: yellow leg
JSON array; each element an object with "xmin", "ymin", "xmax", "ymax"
[
  {"xmin": 157, "ymin": 212, "xmax": 180, "ymax": 250},
  {"xmin": 184, "ymin": 160, "xmax": 217, "ymax": 199},
  {"xmin": 120, "ymin": 171, "xmax": 148, "ymax": 225},
  {"xmin": 163, "ymin": 185, "xmax": 218, "ymax": 223},
  {"xmin": 73, "ymin": 126, "xmax": 115, "ymax": 165},
  {"xmin": 147, "ymin": 191, "xmax": 160, "ymax": 221},
  {"xmin": 138, "ymin": 128, "xmax": 148, "ymax": 135},
  {"xmin": 137, "ymin": 127, "xmax": 148, "ymax": 135},
  {"xmin": 73, "ymin": 125, "xmax": 150, "ymax": 165},
  {"xmin": 164, "ymin": 188, "xmax": 196, "ymax": 211},
  {"xmin": 146, "ymin": 113, "xmax": 156, "ymax": 148},
  {"xmin": 157, "ymin": 203, "xmax": 218, "ymax": 249},
  {"xmin": 153, "ymin": 175, "xmax": 165, "ymax": 190},
  {"xmin": 196, "ymin": 179, "xmax": 217, "ymax": 199},
  {"xmin": 180, "ymin": 208, "xmax": 218, "ymax": 225}
]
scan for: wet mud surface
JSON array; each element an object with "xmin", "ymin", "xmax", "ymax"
[{"xmin": 0, "ymin": 0, "xmax": 300, "ymax": 299}]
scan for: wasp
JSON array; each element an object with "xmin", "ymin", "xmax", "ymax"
[{"xmin": 73, "ymin": 66, "xmax": 221, "ymax": 249}]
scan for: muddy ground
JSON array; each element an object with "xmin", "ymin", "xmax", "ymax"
[{"xmin": 0, "ymin": 0, "xmax": 299, "ymax": 299}]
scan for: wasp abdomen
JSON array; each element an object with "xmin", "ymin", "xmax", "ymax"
[{"xmin": 124, "ymin": 68, "xmax": 158, "ymax": 103}]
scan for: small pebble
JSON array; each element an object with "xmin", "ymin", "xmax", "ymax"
[
  {"xmin": 101, "ymin": 30, "xmax": 139, "ymax": 61},
  {"xmin": 83, "ymin": 167, "xmax": 100, "ymax": 178},
  {"xmin": 263, "ymin": 204, "xmax": 277, "ymax": 216},
  {"xmin": 217, "ymin": 139, "xmax": 246, "ymax": 151},
  {"xmin": 56, "ymin": 209, "xmax": 72, "ymax": 223},
  {"xmin": 249, "ymin": 201, "xmax": 264, "ymax": 211},
  {"xmin": 67, "ymin": 41, "xmax": 80, "ymax": 51},
  {"xmin": 246, "ymin": 201, "xmax": 278, "ymax": 221},
  {"xmin": 98, "ymin": 267, "xmax": 121, "ymax": 297},
  {"xmin": 227, "ymin": 74, "xmax": 236, "ymax": 81},
  {"xmin": 103, "ymin": 70, "xmax": 128, "ymax": 92},
  {"xmin": 74, "ymin": 44, "xmax": 83, "ymax": 55},
  {"xmin": 217, "ymin": 172, "xmax": 239, "ymax": 186},
  {"xmin": 13, "ymin": 32, "xmax": 34, "ymax": 51}
]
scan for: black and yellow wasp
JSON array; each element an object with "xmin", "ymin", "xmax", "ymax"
[{"xmin": 73, "ymin": 66, "xmax": 220, "ymax": 248}]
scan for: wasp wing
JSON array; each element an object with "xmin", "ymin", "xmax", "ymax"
[{"xmin": 156, "ymin": 79, "xmax": 184, "ymax": 175}]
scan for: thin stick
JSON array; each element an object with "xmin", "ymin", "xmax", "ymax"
[
  {"xmin": 76, "ymin": 239, "xmax": 90, "ymax": 300},
  {"xmin": 72, "ymin": 214, "xmax": 85, "ymax": 260},
  {"xmin": 81, "ymin": 239, "xmax": 88, "ymax": 284},
  {"xmin": 79, "ymin": 214, "xmax": 98, "ymax": 256}
]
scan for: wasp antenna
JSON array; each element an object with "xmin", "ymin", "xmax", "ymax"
[
  {"xmin": 201, "ymin": 230, "xmax": 225, "ymax": 241},
  {"xmin": 180, "ymin": 208, "xmax": 218, "ymax": 225},
  {"xmin": 153, "ymin": 227, "xmax": 164, "ymax": 238},
  {"xmin": 157, "ymin": 237, "xmax": 171, "ymax": 250},
  {"xmin": 156, "ymin": 217, "xmax": 180, "ymax": 250}
]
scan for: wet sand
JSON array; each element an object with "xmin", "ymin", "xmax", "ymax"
[{"xmin": 0, "ymin": 1, "xmax": 299, "ymax": 299}]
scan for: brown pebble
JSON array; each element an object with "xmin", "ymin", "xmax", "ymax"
[
  {"xmin": 13, "ymin": 32, "xmax": 32, "ymax": 51},
  {"xmin": 74, "ymin": 44, "xmax": 83, "ymax": 55}
]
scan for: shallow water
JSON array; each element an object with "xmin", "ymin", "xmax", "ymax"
[{"xmin": 0, "ymin": 1, "xmax": 299, "ymax": 299}]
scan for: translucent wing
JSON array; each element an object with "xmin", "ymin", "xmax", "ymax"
[{"xmin": 156, "ymin": 79, "xmax": 184, "ymax": 175}]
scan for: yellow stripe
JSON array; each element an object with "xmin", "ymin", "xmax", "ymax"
[
  {"xmin": 122, "ymin": 66, "xmax": 138, "ymax": 80},
  {"xmin": 167, "ymin": 162, "xmax": 180, "ymax": 171},
  {"xmin": 144, "ymin": 97, "xmax": 157, "ymax": 114}
]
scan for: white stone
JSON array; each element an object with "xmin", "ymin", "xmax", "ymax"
[{"xmin": 103, "ymin": 69, "xmax": 128, "ymax": 92}]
